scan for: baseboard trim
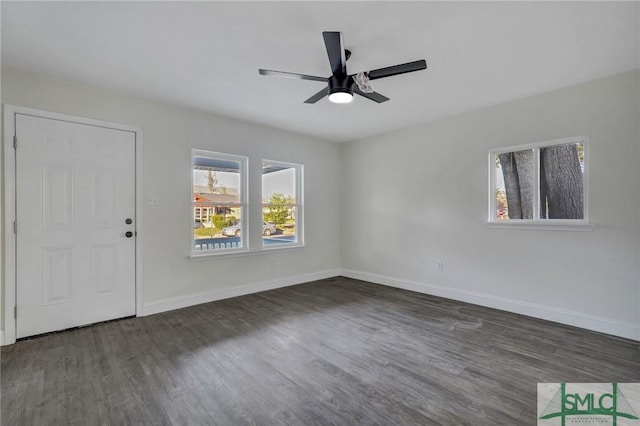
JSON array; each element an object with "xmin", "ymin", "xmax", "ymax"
[
  {"xmin": 341, "ymin": 269, "xmax": 640, "ymax": 342},
  {"xmin": 142, "ymin": 269, "xmax": 341, "ymax": 316},
  {"xmin": 0, "ymin": 330, "xmax": 4, "ymax": 346}
]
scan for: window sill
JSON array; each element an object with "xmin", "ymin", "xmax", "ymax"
[
  {"xmin": 189, "ymin": 244, "xmax": 305, "ymax": 261},
  {"xmin": 486, "ymin": 221, "xmax": 595, "ymax": 231}
]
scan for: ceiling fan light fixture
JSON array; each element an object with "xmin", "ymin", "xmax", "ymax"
[
  {"xmin": 328, "ymin": 75, "xmax": 354, "ymax": 104},
  {"xmin": 328, "ymin": 91, "xmax": 353, "ymax": 104}
]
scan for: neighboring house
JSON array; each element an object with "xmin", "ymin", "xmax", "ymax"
[{"xmin": 193, "ymin": 192, "xmax": 240, "ymax": 224}]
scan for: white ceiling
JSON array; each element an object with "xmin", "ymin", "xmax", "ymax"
[{"xmin": 2, "ymin": 1, "xmax": 639, "ymax": 143}]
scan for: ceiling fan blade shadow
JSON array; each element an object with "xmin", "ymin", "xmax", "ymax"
[
  {"xmin": 367, "ymin": 60, "xmax": 427, "ymax": 81},
  {"xmin": 322, "ymin": 32, "xmax": 346, "ymax": 75},
  {"xmin": 354, "ymin": 88, "xmax": 390, "ymax": 103},
  {"xmin": 259, "ymin": 69, "xmax": 327, "ymax": 82},
  {"xmin": 304, "ymin": 87, "xmax": 328, "ymax": 104}
]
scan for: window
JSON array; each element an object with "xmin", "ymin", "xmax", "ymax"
[
  {"xmin": 262, "ymin": 160, "xmax": 303, "ymax": 247},
  {"xmin": 192, "ymin": 150, "xmax": 247, "ymax": 253},
  {"xmin": 490, "ymin": 138, "xmax": 587, "ymax": 223}
]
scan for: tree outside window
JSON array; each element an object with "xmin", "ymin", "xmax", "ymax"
[{"xmin": 491, "ymin": 139, "xmax": 585, "ymax": 222}]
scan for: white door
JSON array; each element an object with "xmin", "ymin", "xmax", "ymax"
[{"xmin": 15, "ymin": 114, "xmax": 136, "ymax": 338}]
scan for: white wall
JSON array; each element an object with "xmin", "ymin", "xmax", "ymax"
[
  {"xmin": 2, "ymin": 66, "xmax": 639, "ymax": 342},
  {"xmin": 341, "ymin": 70, "xmax": 640, "ymax": 340},
  {"xmin": 1, "ymin": 67, "xmax": 342, "ymax": 324}
]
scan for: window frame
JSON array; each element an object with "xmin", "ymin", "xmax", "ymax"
[
  {"xmin": 261, "ymin": 159, "xmax": 304, "ymax": 249},
  {"xmin": 488, "ymin": 136, "xmax": 593, "ymax": 230},
  {"xmin": 191, "ymin": 149, "xmax": 248, "ymax": 255}
]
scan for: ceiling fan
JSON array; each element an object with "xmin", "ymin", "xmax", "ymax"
[{"xmin": 258, "ymin": 31, "xmax": 427, "ymax": 104}]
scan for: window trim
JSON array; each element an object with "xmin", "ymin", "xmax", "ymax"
[
  {"xmin": 488, "ymin": 136, "xmax": 592, "ymax": 229},
  {"xmin": 191, "ymin": 149, "xmax": 248, "ymax": 255},
  {"xmin": 261, "ymin": 159, "xmax": 304, "ymax": 249}
]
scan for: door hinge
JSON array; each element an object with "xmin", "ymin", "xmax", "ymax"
[
  {"xmin": 13, "ymin": 135, "xmax": 17, "ymax": 149},
  {"xmin": 13, "ymin": 220, "xmax": 17, "ymax": 234},
  {"xmin": 14, "ymin": 306, "xmax": 17, "ymax": 319}
]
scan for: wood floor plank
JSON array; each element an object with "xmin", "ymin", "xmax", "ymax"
[{"xmin": 2, "ymin": 277, "xmax": 639, "ymax": 425}]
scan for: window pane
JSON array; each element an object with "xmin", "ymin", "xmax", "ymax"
[
  {"xmin": 262, "ymin": 206, "xmax": 297, "ymax": 245},
  {"xmin": 193, "ymin": 156, "xmax": 242, "ymax": 199},
  {"xmin": 192, "ymin": 151, "xmax": 245, "ymax": 253},
  {"xmin": 539, "ymin": 142, "xmax": 584, "ymax": 219},
  {"xmin": 262, "ymin": 161, "xmax": 299, "ymax": 247},
  {"xmin": 262, "ymin": 163, "xmax": 296, "ymax": 204},
  {"xmin": 193, "ymin": 206, "xmax": 243, "ymax": 251},
  {"xmin": 495, "ymin": 149, "xmax": 535, "ymax": 220}
]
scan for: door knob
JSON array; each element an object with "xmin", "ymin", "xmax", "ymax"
[{"xmin": 125, "ymin": 231, "xmax": 133, "ymax": 238}]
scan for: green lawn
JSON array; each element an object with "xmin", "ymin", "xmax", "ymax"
[{"xmin": 194, "ymin": 228, "xmax": 221, "ymax": 238}]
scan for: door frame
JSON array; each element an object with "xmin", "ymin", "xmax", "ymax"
[{"xmin": 2, "ymin": 105, "xmax": 144, "ymax": 345}]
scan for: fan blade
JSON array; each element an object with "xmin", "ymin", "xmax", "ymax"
[
  {"xmin": 367, "ymin": 60, "xmax": 427, "ymax": 81},
  {"xmin": 304, "ymin": 87, "xmax": 328, "ymax": 104},
  {"xmin": 259, "ymin": 69, "xmax": 327, "ymax": 82},
  {"xmin": 322, "ymin": 31, "xmax": 346, "ymax": 75},
  {"xmin": 354, "ymin": 88, "xmax": 390, "ymax": 103}
]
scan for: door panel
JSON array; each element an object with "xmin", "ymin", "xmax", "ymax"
[
  {"xmin": 16, "ymin": 114, "xmax": 136, "ymax": 338},
  {"xmin": 42, "ymin": 247, "xmax": 73, "ymax": 305},
  {"xmin": 42, "ymin": 164, "xmax": 73, "ymax": 229}
]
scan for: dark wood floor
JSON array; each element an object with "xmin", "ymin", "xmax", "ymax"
[{"xmin": 2, "ymin": 277, "xmax": 639, "ymax": 425}]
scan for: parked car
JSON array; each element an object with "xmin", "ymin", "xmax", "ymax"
[
  {"xmin": 194, "ymin": 220, "xmax": 204, "ymax": 229},
  {"xmin": 222, "ymin": 222, "xmax": 277, "ymax": 237},
  {"xmin": 262, "ymin": 222, "xmax": 277, "ymax": 236}
]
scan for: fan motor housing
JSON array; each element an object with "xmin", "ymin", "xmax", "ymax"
[{"xmin": 328, "ymin": 75, "xmax": 355, "ymax": 96}]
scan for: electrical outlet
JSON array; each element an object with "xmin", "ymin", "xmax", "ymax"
[{"xmin": 437, "ymin": 261, "xmax": 444, "ymax": 271}]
